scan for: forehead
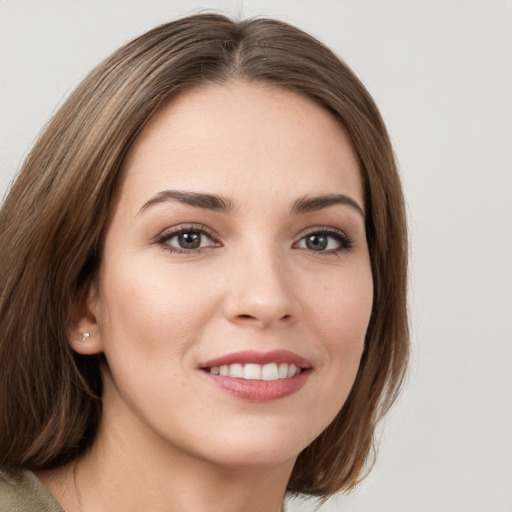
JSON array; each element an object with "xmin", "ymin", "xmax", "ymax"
[{"xmin": 118, "ymin": 81, "xmax": 363, "ymax": 210}]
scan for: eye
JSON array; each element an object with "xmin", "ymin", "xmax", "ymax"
[
  {"xmin": 295, "ymin": 229, "xmax": 353, "ymax": 253},
  {"xmin": 157, "ymin": 226, "xmax": 219, "ymax": 253}
]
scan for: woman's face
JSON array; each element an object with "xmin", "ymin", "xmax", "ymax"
[{"xmin": 81, "ymin": 82, "xmax": 373, "ymax": 469}]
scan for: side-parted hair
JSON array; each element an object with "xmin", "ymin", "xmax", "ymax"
[{"xmin": 0, "ymin": 13, "xmax": 408, "ymax": 497}]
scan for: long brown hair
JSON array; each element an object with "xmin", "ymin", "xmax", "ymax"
[{"xmin": 0, "ymin": 13, "xmax": 408, "ymax": 496}]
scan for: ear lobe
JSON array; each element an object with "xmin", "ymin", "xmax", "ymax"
[
  {"xmin": 70, "ymin": 327, "xmax": 103, "ymax": 355},
  {"xmin": 67, "ymin": 282, "xmax": 104, "ymax": 355}
]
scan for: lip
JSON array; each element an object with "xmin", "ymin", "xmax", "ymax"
[
  {"xmin": 199, "ymin": 350, "xmax": 312, "ymax": 369},
  {"xmin": 199, "ymin": 350, "xmax": 312, "ymax": 402}
]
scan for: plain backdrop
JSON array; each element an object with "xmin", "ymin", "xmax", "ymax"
[{"xmin": 1, "ymin": 1, "xmax": 511, "ymax": 511}]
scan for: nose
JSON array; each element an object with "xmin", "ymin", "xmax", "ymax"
[{"xmin": 223, "ymin": 248, "xmax": 302, "ymax": 329}]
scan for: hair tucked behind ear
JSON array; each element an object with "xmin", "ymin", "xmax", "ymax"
[{"xmin": 0, "ymin": 13, "xmax": 408, "ymax": 496}]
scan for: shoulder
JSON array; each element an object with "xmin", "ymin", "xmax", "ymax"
[{"xmin": 0, "ymin": 469, "xmax": 64, "ymax": 512}]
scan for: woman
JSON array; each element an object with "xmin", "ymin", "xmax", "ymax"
[{"xmin": 0, "ymin": 13, "xmax": 408, "ymax": 511}]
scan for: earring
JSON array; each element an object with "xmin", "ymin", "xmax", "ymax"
[{"xmin": 80, "ymin": 332, "xmax": 90, "ymax": 342}]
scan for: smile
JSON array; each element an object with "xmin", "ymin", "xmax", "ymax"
[
  {"xmin": 199, "ymin": 350, "xmax": 312, "ymax": 402},
  {"xmin": 207, "ymin": 362, "xmax": 301, "ymax": 380}
]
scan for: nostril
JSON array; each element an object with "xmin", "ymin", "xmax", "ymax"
[{"xmin": 235, "ymin": 313, "xmax": 294, "ymax": 323}]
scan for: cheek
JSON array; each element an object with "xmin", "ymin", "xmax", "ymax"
[
  {"xmin": 308, "ymin": 264, "xmax": 373, "ymax": 395},
  {"xmin": 94, "ymin": 259, "xmax": 218, "ymax": 415},
  {"xmin": 280, "ymin": 265, "xmax": 372, "ymax": 444},
  {"xmin": 97, "ymin": 258, "xmax": 223, "ymax": 358},
  {"xmin": 312, "ymin": 264, "xmax": 373, "ymax": 346}
]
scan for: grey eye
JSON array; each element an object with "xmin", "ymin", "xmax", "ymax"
[
  {"xmin": 295, "ymin": 229, "xmax": 353, "ymax": 253},
  {"xmin": 304, "ymin": 234, "xmax": 329, "ymax": 251},
  {"xmin": 175, "ymin": 231, "xmax": 202, "ymax": 249},
  {"xmin": 164, "ymin": 230, "xmax": 215, "ymax": 251},
  {"xmin": 297, "ymin": 232, "xmax": 342, "ymax": 251}
]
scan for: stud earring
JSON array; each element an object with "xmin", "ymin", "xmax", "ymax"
[{"xmin": 80, "ymin": 332, "xmax": 90, "ymax": 342}]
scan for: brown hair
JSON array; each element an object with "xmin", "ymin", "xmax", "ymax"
[{"xmin": 0, "ymin": 13, "xmax": 408, "ymax": 496}]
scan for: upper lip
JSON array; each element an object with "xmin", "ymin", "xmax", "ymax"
[{"xmin": 199, "ymin": 350, "xmax": 312, "ymax": 369}]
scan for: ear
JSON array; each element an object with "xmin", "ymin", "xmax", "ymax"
[{"xmin": 67, "ymin": 280, "xmax": 104, "ymax": 355}]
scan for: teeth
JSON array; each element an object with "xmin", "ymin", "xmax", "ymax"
[
  {"xmin": 244, "ymin": 363, "xmax": 261, "ymax": 380},
  {"xmin": 207, "ymin": 362, "xmax": 301, "ymax": 380},
  {"xmin": 228, "ymin": 363, "xmax": 244, "ymax": 378},
  {"xmin": 287, "ymin": 364, "xmax": 297, "ymax": 378},
  {"xmin": 261, "ymin": 362, "xmax": 279, "ymax": 381}
]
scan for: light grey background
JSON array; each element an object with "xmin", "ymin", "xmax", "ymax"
[{"xmin": 1, "ymin": 1, "xmax": 511, "ymax": 511}]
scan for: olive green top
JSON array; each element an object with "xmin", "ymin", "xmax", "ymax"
[
  {"xmin": 0, "ymin": 469, "xmax": 63, "ymax": 511},
  {"xmin": 0, "ymin": 468, "xmax": 290, "ymax": 511}
]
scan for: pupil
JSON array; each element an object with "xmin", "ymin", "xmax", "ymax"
[
  {"xmin": 178, "ymin": 232, "xmax": 201, "ymax": 249},
  {"xmin": 306, "ymin": 234, "xmax": 327, "ymax": 251}
]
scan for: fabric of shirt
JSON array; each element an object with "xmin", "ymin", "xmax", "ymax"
[
  {"xmin": 0, "ymin": 469, "xmax": 63, "ymax": 512},
  {"xmin": 0, "ymin": 468, "xmax": 291, "ymax": 511}
]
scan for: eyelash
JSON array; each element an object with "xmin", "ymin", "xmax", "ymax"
[
  {"xmin": 156, "ymin": 224, "xmax": 219, "ymax": 254},
  {"xmin": 156, "ymin": 225, "xmax": 354, "ymax": 254},
  {"xmin": 294, "ymin": 227, "xmax": 354, "ymax": 254}
]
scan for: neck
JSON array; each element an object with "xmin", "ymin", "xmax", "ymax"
[{"xmin": 72, "ymin": 389, "xmax": 295, "ymax": 512}]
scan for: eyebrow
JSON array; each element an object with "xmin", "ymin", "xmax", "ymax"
[
  {"xmin": 139, "ymin": 189, "xmax": 364, "ymax": 218},
  {"xmin": 139, "ymin": 190, "xmax": 235, "ymax": 214},
  {"xmin": 291, "ymin": 194, "xmax": 365, "ymax": 218}
]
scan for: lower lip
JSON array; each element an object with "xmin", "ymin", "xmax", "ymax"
[{"xmin": 202, "ymin": 370, "xmax": 311, "ymax": 402}]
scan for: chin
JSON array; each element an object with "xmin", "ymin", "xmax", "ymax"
[
  {"xmin": 184, "ymin": 416, "xmax": 320, "ymax": 470},
  {"xmin": 202, "ymin": 441, "xmax": 300, "ymax": 470}
]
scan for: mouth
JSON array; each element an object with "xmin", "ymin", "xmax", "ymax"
[
  {"xmin": 206, "ymin": 362, "xmax": 302, "ymax": 380},
  {"xmin": 199, "ymin": 350, "xmax": 312, "ymax": 402}
]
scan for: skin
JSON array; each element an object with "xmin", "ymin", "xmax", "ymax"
[{"xmin": 39, "ymin": 81, "xmax": 373, "ymax": 512}]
